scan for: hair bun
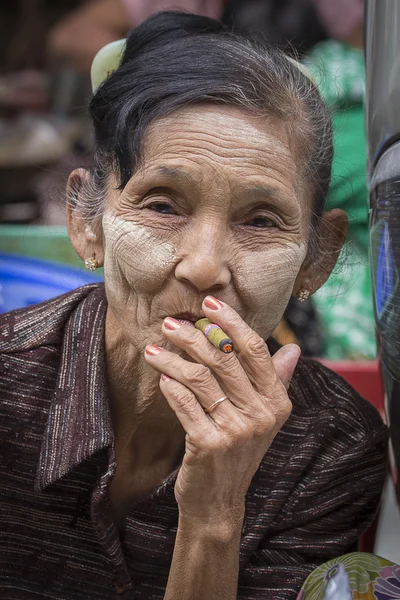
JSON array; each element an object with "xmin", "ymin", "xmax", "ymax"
[{"xmin": 122, "ymin": 10, "xmax": 226, "ymax": 64}]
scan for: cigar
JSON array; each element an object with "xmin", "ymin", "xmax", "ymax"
[{"xmin": 194, "ymin": 318, "xmax": 235, "ymax": 353}]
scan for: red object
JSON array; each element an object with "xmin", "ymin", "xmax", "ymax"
[
  {"xmin": 321, "ymin": 360, "xmax": 385, "ymax": 553},
  {"xmin": 321, "ymin": 360, "xmax": 385, "ymax": 418}
]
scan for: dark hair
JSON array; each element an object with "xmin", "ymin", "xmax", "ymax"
[{"xmin": 80, "ymin": 11, "xmax": 333, "ymax": 257}]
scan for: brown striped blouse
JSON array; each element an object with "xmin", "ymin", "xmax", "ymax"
[{"xmin": 0, "ymin": 284, "xmax": 388, "ymax": 600}]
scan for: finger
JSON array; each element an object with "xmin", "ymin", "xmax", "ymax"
[
  {"xmin": 272, "ymin": 344, "xmax": 301, "ymax": 389},
  {"xmin": 161, "ymin": 318, "xmax": 256, "ymax": 408},
  {"xmin": 201, "ymin": 296, "xmax": 282, "ymax": 393},
  {"xmin": 144, "ymin": 345, "xmax": 239, "ymax": 422},
  {"xmin": 159, "ymin": 374, "xmax": 213, "ymax": 436}
]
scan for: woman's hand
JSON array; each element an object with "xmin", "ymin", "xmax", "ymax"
[{"xmin": 144, "ymin": 295, "xmax": 300, "ymax": 526}]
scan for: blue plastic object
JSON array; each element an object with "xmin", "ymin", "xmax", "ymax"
[{"xmin": 0, "ymin": 253, "xmax": 103, "ymax": 313}]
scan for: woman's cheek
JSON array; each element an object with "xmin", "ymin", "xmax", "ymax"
[
  {"xmin": 102, "ymin": 213, "xmax": 177, "ymax": 296},
  {"xmin": 235, "ymin": 243, "xmax": 307, "ymax": 337}
]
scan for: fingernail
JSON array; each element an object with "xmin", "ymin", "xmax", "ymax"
[
  {"xmin": 164, "ymin": 317, "xmax": 182, "ymax": 331},
  {"xmin": 161, "ymin": 373, "xmax": 171, "ymax": 382},
  {"xmin": 145, "ymin": 344, "xmax": 163, "ymax": 356},
  {"xmin": 204, "ymin": 296, "xmax": 224, "ymax": 310}
]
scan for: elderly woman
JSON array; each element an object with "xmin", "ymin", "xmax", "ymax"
[{"xmin": 0, "ymin": 11, "xmax": 387, "ymax": 600}]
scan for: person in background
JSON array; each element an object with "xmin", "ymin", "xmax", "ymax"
[
  {"xmin": 221, "ymin": 0, "xmax": 326, "ymax": 57},
  {"xmin": 48, "ymin": 0, "xmax": 226, "ymax": 75},
  {"xmin": 47, "ymin": 0, "xmax": 326, "ymax": 75},
  {"xmin": 0, "ymin": 0, "xmax": 87, "ymax": 224},
  {"xmin": 304, "ymin": 0, "xmax": 374, "ymax": 360}
]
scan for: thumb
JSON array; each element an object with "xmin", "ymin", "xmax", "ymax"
[{"xmin": 272, "ymin": 343, "xmax": 301, "ymax": 389}]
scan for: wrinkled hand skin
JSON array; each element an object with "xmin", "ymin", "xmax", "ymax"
[{"xmin": 145, "ymin": 295, "xmax": 300, "ymax": 525}]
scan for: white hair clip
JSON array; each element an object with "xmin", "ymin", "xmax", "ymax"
[{"xmin": 90, "ymin": 39, "xmax": 127, "ymax": 93}]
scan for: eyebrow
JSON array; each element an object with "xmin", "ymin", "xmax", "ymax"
[{"xmin": 154, "ymin": 166, "xmax": 196, "ymax": 185}]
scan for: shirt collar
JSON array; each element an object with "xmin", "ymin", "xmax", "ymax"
[{"xmin": 36, "ymin": 285, "xmax": 113, "ymax": 491}]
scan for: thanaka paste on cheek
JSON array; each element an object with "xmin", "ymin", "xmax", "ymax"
[
  {"xmin": 236, "ymin": 242, "xmax": 307, "ymax": 338},
  {"xmin": 102, "ymin": 213, "xmax": 177, "ymax": 299}
]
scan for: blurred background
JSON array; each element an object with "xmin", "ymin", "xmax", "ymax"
[{"xmin": 0, "ymin": 0, "xmax": 399, "ymax": 561}]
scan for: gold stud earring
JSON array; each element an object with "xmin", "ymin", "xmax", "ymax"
[
  {"xmin": 84, "ymin": 254, "xmax": 98, "ymax": 272},
  {"xmin": 298, "ymin": 289, "xmax": 310, "ymax": 302}
]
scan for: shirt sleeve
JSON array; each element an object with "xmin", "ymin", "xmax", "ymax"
[{"xmin": 238, "ymin": 362, "xmax": 388, "ymax": 600}]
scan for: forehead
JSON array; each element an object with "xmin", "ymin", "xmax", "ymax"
[{"xmin": 142, "ymin": 105, "xmax": 295, "ymax": 172}]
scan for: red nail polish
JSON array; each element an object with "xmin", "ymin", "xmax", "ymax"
[
  {"xmin": 145, "ymin": 344, "xmax": 163, "ymax": 356},
  {"xmin": 204, "ymin": 296, "xmax": 224, "ymax": 310},
  {"xmin": 164, "ymin": 317, "xmax": 182, "ymax": 331},
  {"xmin": 161, "ymin": 373, "xmax": 171, "ymax": 382}
]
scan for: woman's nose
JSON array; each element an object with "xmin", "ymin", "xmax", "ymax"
[{"xmin": 174, "ymin": 224, "xmax": 231, "ymax": 291}]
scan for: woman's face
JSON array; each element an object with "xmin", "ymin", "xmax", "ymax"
[{"xmin": 70, "ymin": 105, "xmax": 340, "ymax": 350}]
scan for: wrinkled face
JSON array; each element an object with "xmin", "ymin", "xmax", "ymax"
[{"xmin": 100, "ymin": 105, "xmax": 311, "ymax": 349}]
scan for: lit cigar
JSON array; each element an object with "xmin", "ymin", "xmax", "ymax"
[{"xmin": 194, "ymin": 318, "xmax": 235, "ymax": 353}]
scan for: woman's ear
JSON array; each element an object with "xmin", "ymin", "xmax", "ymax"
[
  {"xmin": 293, "ymin": 208, "xmax": 348, "ymax": 298},
  {"xmin": 66, "ymin": 168, "xmax": 104, "ymax": 268}
]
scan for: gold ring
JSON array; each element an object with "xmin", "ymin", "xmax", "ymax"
[{"xmin": 204, "ymin": 396, "xmax": 228, "ymax": 414}]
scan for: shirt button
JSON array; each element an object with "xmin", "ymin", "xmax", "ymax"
[{"xmin": 113, "ymin": 577, "xmax": 128, "ymax": 594}]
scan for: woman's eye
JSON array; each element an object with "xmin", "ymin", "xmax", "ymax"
[
  {"xmin": 247, "ymin": 216, "xmax": 274, "ymax": 228},
  {"xmin": 147, "ymin": 202, "xmax": 176, "ymax": 215}
]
